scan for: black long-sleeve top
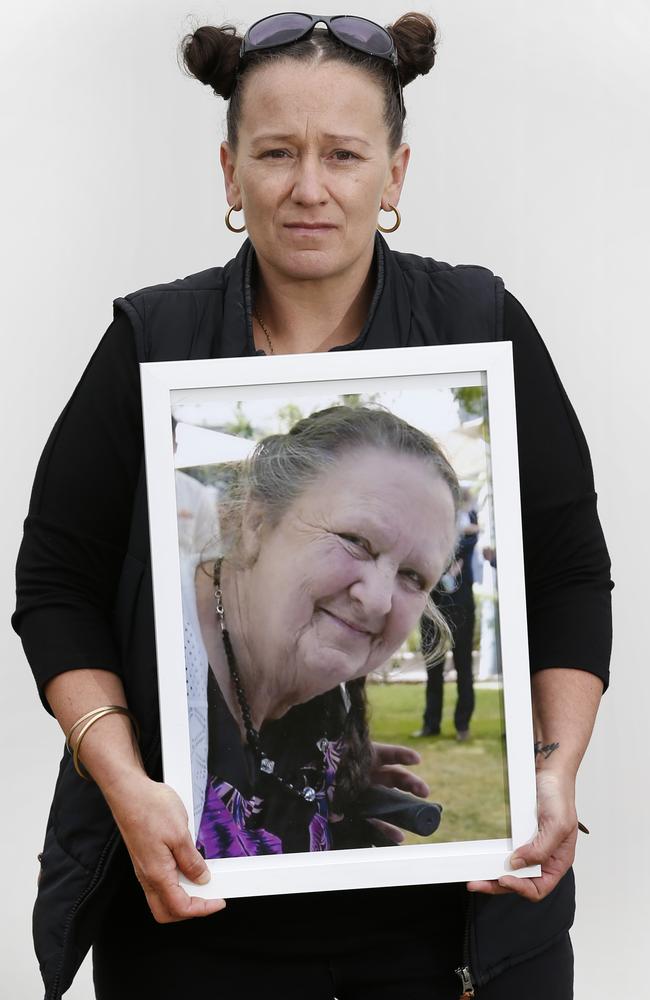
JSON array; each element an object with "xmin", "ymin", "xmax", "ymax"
[{"xmin": 12, "ymin": 291, "xmax": 613, "ymax": 709}]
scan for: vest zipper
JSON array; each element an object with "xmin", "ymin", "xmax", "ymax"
[
  {"xmin": 47, "ymin": 735, "xmax": 162, "ymax": 1000},
  {"xmin": 455, "ymin": 964, "xmax": 475, "ymax": 998},
  {"xmin": 47, "ymin": 828, "xmax": 119, "ymax": 1000},
  {"xmin": 454, "ymin": 891, "xmax": 476, "ymax": 998}
]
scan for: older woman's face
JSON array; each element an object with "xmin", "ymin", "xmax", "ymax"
[
  {"xmin": 240, "ymin": 447, "xmax": 456, "ymax": 707},
  {"xmin": 220, "ymin": 60, "xmax": 409, "ymax": 281}
]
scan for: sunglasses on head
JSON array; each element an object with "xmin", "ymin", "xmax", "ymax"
[{"xmin": 240, "ymin": 13, "xmax": 404, "ymax": 118}]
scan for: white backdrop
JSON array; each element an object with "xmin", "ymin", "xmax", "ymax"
[{"xmin": 2, "ymin": 1, "xmax": 648, "ymax": 996}]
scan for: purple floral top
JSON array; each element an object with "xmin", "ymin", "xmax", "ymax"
[
  {"xmin": 196, "ymin": 671, "xmax": 347, "ymax": 860},
  {"xmin": 197, "ymin": 737, "xmax": 343, "ymax": 859}
]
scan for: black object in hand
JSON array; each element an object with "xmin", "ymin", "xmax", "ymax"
[{"xmin": 355, "ymin": 785, "xmax": 443, "ymax": 837}]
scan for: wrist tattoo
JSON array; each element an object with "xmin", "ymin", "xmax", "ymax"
[{"xmin": 534, "ymin": 741, "xmax": 560, "ymax": 760}]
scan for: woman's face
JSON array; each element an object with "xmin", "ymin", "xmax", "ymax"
[
  {"xmin": 238, "ymin": 447, "xmax": 457, "ymax": 710},
  {"xmin": 220, "ymin": 60, "xmax": 409, "ymax": 282}
]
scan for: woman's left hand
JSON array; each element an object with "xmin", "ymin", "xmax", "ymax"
[
  {"xmin": 369, "ymin": 741, "xmax": 429, "ymax": 798},
  {"xmin": 466, "ymin": 770, "xmax": 579, "ymax": 901}
]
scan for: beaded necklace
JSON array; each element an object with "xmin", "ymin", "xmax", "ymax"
[{"xmin": 213, "ymin": 561, "xmax": 329, "ymax": 803}]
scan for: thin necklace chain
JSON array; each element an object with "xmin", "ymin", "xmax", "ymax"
[
  {"xmin": 255, "ymin": 301, "xmax": 360, "ymax": 354},
  {"xmin": 253, "ymin": 308, "xmax": 274, "ymax": 355},
  {"xmin": 253, "ymin": 310, "xmax": 338, "ymax": 355}
]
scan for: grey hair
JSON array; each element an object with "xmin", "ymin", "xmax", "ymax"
[{"xmin": 219, "ymin": 404, "xmax": 461, "ymax": 662}]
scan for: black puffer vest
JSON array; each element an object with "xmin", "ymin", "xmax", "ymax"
[{"xmin": 34, "ymin": 235, "xmax": 574, "ymax": 998}]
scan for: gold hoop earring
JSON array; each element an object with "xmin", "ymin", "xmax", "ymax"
[
  {"xmin": 377, "ymin": 203, "xmax": 401, "ymax": 233},
  {"xmin": 225, "ymin": 205, "xmax": 246, "ymax": 233}
]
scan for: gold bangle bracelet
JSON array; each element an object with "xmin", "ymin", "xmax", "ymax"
[
  {"xmin": 65, "ymin": 705, "xmax": 130, "ymax": 752},
  {"xmin": 70, "ymin": 706, "xmax": 141, "ymax": 781}
]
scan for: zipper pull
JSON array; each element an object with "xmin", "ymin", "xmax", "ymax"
[{"xmin": 455, "ymin": 965, "xmax": 475, "ymax": 998}]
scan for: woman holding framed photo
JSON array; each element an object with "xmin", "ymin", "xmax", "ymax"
[{"xmin": 12, "ymin": 11, "xmax": 612, "ymax": 999}]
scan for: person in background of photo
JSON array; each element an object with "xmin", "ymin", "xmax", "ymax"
[
  {"xmin": 415, "ymin": 486, "xmax": 480, "ymax": 740},
  {"xmin": 182, "ymin": 404, "xmax": 458, "ymax": 858},
  {"xmin": 12, "ymin": 11, "xmax": 612, "ymax": 1000}
]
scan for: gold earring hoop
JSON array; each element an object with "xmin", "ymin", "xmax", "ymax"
[
  {"xmin": 377, "ymin": 203, "xmax": 401, "ymax": 233},
  {"xmin": 225, "ymin": 205, "xmax": 246, "ymax": 233}
]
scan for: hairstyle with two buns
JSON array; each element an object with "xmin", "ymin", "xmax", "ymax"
[{"xmin": 180, "ymin": 12, "xmax": 438, "ymax": 150}]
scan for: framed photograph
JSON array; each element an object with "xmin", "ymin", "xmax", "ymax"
[{"xmin": 141, "ymin": 343, "xmax": 540, "ymax": 898}]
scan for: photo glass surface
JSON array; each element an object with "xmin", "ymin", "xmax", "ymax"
[{"xmin": 141, "ymin": 345, "xmax": 539, "ymax": 897}]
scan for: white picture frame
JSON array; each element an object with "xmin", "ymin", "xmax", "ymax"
[{"xmin": 140, "ymin": 343, "xmax": 540, "ymax": 899}]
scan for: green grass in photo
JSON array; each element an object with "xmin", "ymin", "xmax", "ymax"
[{"xmin": 367, "ymin": 682, "xmax": 510, "ymax": 844}]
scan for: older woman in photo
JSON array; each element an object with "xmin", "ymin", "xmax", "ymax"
[
  {"xmin": 183, "ymin": 405, "xmax": 458, "ymax": 858},
  {"xmin": 12, "ymin": 9, "xmax": 612, "ymax": 1000}
]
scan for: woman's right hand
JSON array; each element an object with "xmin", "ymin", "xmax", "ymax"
[
  {"xmin": 102, "ymin": 770, "xmax": 226, "ymax": 923},
  {"xmin": 43, "ymin": 671, "xmax": 225, "ymax": 923}
]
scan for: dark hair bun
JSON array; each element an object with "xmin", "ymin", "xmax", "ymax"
[
  {"xmin": 388, "ymin": 11, "xmax": 438, "ymax": 87},
  {"xmin": 180, "ymin": 25, "xmax": 242, "ymax": 99}
]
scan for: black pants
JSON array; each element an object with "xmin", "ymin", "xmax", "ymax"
[
  {"xmin": 422, "ymin": 600, "xmax": 475, "ymax": 734},
  {"xmin": 94, "ymin": 931, "xmax": 573, "ymax": 999},
  {"xmin": 93, "ymin": 864, "xmax": 573, "ymax": 999}
]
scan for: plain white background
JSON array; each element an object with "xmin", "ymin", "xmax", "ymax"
[{"xmin": 2, "ymin": 1, "xmax": 648, "ymax": 995}]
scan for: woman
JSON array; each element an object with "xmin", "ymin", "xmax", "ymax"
[
  {"xmin": 12, "ymin": 11, "xmax": 612, "ymax": 1000},
  {"xmin": 184, "ymin": 404, "xmax": 458, "ymax": 857}
]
